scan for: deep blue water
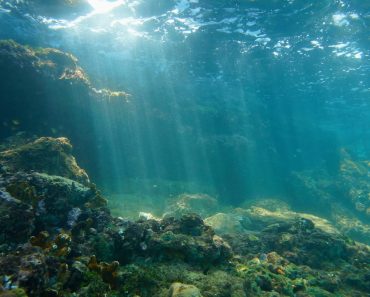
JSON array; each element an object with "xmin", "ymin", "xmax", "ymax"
[{"xmin": 0, "ymin": 0, "xmax": 369, "ymax": 204}]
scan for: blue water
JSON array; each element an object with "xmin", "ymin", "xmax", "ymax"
[{"xmin": 0, "ymin": 0, "xmax": 369, "ymax": 205}]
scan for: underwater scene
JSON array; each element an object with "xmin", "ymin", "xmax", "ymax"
[{"xmin": 0, "ymin": 0, "xmax": 370, "ymax": 296}]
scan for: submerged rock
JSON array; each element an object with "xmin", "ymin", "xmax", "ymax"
[
  {"xmin": 163, "ymin": 193, "xmax": 219, "ymax": 219},
  {"xmin": 114, "ymin": 213, "xmax": 232, "ymax": 267},
  {"xmin": 0, "ymin": 137, "xmax": 89, "ymax": 184},
  {"xmin": 0, "ymin": 40, "xmax": 129, "ymax": 169},
  {"xmin": 168, "ymin": 282, "xmax": 202, "ymax": 297},
  {"xmin": 0, "ymin": 189, "xmax": 34, "ymax": 244},
  {"xmin": 292, "ymin": 149, "xmax": 370, "ymax": 219},
  {"xmin": 204, "ymin": 212, "xmax": 249, "ymax": 235},
  {"xmin": 239, "ymin": 206, "xmax": 340, "ymax": 235},
  {"xmin": 0, "ymin": 137, "xmax": 108, "ymax": 244},
  {"xmin": 1, "ymin": 171, "xmax": 106, "ymax": 235},
  {"xmin": 0, "ymin": 136, "xmax": 369, "ymax": 297},
  {"xmin": 0, "ymin": 245, "xmax": 49, "ymax": 296},
  {"xmin": 204, "ymin": 206, "xmax": 339, "ymax": 237}
]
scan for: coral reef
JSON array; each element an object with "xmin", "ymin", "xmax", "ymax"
[{"xmin": 0, "ymin": 136, "xmax": 369, "ymax": 297}]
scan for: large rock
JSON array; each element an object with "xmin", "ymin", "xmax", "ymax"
[
  {"xmin": 0, "ymin": 137, "xmax": 89, "ymax": 184},
  {"xmin": 292, "ymin": 149, "xmax": 370, "ymax": 219},
  {"xmin": 114, "ymin": 213, "xmax": 232, "ymax": 267},
  {"xmin": 0, "ymin": 189, "xmax": 34, "ymax": 244},
  {"xmin": 0, "ymin": 137, "xmax": 108, "ymax": 242},
  {"xmin": 0, "ymin": 40, "xmax": 128, "ymax": 154},
  {"xmin": 239, "ymin": 206, "xmax": 340, "ymax": 235},
  {"xmin": 205, "ymin": 206, "xmax": 339, "ymax": 236},
  {"xmin": 204, "ymin": 212, "xmax": 249, "ymax": 235},
  {"xmin": 163, "ymin": 193, "xmax": 219, "ymax": 219}
]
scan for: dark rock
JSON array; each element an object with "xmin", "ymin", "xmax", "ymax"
[
  {"xmin": 114, "ymin": 214, "xmax": 232, "ymax": 267},
  {"xmin": 0, "ymin": 189, "xmax": 34, "ymax": 244}
]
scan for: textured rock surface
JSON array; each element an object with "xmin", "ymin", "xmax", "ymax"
[
  {"xmin": 168, "ymin": 282, "xmax": 202, "ymax": 297},
  {"xmin": 0, "ymin": 137, "xmax": 89, "ymax": 184},
  {"xmin": 113, "ymin": 213, "xmax": 232, "ymax": 267},
  {"xmin": 0, "ymin": 136, "xmax": 369, "ymax": 297},
  {"xmin": 163, "ymin": 193, "xmax": 219, "ymax": 219}
]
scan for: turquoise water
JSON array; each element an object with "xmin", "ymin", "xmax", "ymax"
[
  {"xmin": 0, "ymin": 0, "xmax": 369, "ymax": 207},
  {"xmin": 1, "ymin": 2, "xmax": 370, "ymax": 296}
]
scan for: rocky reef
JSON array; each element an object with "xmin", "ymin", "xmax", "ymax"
[
  {"xmin": 0, "ymin": 40, "xmax": 129, "ymax": 139},
  {"xmin": 0, "ymin": 136, "xmax": 369, "ymax": 297},
  {"xmin": 0, "ymin": 39, "xmax": 132, "ymax": 185},
  {"xmin": 292, "ymin": 148, "xmax": 370, "ymax": 244}
]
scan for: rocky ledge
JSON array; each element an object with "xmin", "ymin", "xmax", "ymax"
[{"xmin": 0, "ymin": 136, "xmax": 369, "ymax": 297}]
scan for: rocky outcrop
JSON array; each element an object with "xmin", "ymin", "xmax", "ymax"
[
  {"xmin": 113, "ymin": 213, "xmax": 232, "ymax": 267},
  {"xmin": 0, "ymin": 137, "xmax": 107, "ymax": 246},
  {"xmin": 0, "ymin": 40, "xmax": 129, "ymax": 182},
  {"xmin": 0, "ymin": 137, "xmax": 89, "ymax": 184}
]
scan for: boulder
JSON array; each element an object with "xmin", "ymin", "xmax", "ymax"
[
  {"xmin": 168, "ymin": 283, "xmax": 202, "ymax": 297},
  {"xmin": 0, "ymin": 137, "xmax": 89, "ymax": 185},
  {"xmin": 114, "ymin": 213, "xmax": 232, "ymax": 267},
  {"xmin": 163, "ymin": 193, "xmax": 219, "ymax": 219},
  {"xmin": 204, "ymin": 213, "xmax": 248, "ymax": 235}
]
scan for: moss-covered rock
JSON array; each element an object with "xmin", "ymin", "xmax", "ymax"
[
  {"xmin": 168, "ymin": 282, "xmax": 202, "ymax": 297},
  {"xmin": 0, "ymin": 39, "xmax": 129, "ymax": 177},
  {"xmin": 204, "ymin": 212, "xmax": 248, "ymax": 235},
  {"xmin": 0, "ymin": 137, "xmax": 109, "ymax": 242},
  {"xmin": 0, "ymin": 137, "xmax": 89, "ymax": 184},
  {"xmin": 163, "ymin": 193, "xmax": 219, "ymax": 219}
]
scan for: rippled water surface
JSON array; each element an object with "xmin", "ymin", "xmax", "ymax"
[{"xmin": 1, "ymin": 0, "xmax": 369, "ymax": 202}]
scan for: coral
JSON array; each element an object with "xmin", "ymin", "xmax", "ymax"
[
  {"xmin": 0, "ymin": 246, "xmax": 48, "ymax": 296},
  {"xmin": 1, "ymin": 170, "xmax": 107, "ymax": 235},
  {"xmin": 76, "ymin": 273, "xmax": 112, "ymax": 297},
  {"xmin": 87, "ymin": 256, "xmax": 119, "ymax": 289},
  {"xmin": 30, "ymin": 231, "xmax": 51, "ymax": 250}
]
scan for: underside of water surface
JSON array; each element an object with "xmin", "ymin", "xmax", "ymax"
[{"xmin": 0, "ymin": 1, "xmax": 369, "ymax": 296}]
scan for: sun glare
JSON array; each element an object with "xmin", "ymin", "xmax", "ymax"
[{"xmin": 87, "ymin": 0, "xmax": 125, "ymax": 14}]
